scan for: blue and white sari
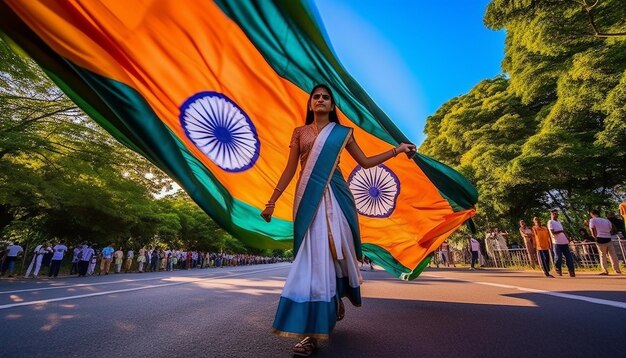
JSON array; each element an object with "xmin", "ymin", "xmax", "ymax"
[{"xmin": 272, "ymin": 122, "xmax": 362, "ymax": 339}]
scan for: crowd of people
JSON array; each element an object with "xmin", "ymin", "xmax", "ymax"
[
  {"xmin": 515, "ymin": 208, "xmax": 625, "ymax": 277},
  {"xmin": 431, "ymin": 204, "xmax": 626, "ymax": 277},
  {"xmin": 0, "ymin": 241, "xmax": 284, "ymax": 278}
]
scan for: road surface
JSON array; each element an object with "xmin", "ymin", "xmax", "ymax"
[{"xmin": 1, "ymin": 263, "xmax": 625, "ymax": 357}]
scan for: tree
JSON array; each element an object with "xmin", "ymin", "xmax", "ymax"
[{"xmin": 421, "ymin": 0, "xmax": 625, "ymax": 236}]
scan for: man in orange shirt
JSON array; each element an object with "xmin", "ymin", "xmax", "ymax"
[{"xmin": 532, "ymin": 217, "xmax": 554, "ymax": 278}]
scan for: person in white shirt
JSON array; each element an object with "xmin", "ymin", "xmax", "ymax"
[
  {"xmin": 24, "ymin": 243, "xmax": 49, "ymax": 278},
  {"xmin": 1, "ymin": 242, "xmax": 24, "ymax": 277},
  {"xmin": 589, "ymin": 209, "xmax": 622, "ymax": 275},
  {"xmin": 78, "ymin": 244, "xmax": 95, "ymax": 277},
  {"xmin": 468, "ymin": 236, "xmax": 481, "ymax": 270},
  {"xmin": 48, "ymin": 241, "xmax": 68, "ymax": 278},
  {"xmin": 547, "ymin": 210, "xmax": 575, "ymax": 277}
]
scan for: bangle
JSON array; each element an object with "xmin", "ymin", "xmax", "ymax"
[
  {"xmin": 265, "ymin": 202, "xmax": 275, "ymax": 208},
  {"xmin": 392, "ymin": 148, "xmax": 397, "ymax": 157},
  {"xmin": 274, "ymin": 187, "xmax": 283, "ymax": 193}
]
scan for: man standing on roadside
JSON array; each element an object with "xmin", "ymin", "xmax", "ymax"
[
  {"xmin": 24, "ymin": 243, "xmax": 44, "ymax": 278},
  {"xmin": 125, "ymin": 248, "xmax": 134, "ymax": 273},
  {"xmin": 113, "ymin": 247, "xmax": 124, "ymax": 273},
  {"xmin": 547, "ymin": 210, "xmax": 575, "ymax": 277},
  {"xmin": 606, "ymin": 211, "xmax": 624, "ymax": 239},
  {"xmin": 70, "ymin": 245, "xmax": 81, "ymax": 275},
  {"xmin": 532, "ymin": 217, "xmax": 554, "ymax": 278},
  {"xmin": 468, "ymin": 236, "xmax": 481, "ymax": 270},
  {"xmin": 48, "ymin": 240, "xmax": 68, "ymax": 278},
  {"xmin": 100, "ymin": 243, "xmax": 115, "ymax": 275},
  {"xmin": 589, "ymin": 209, "xmax": 622, "ymax": 275},
  {"xmin": 78, "ymin": 243, "xmax": 94, "ymax": 277},
  {"xmin": 1, "ymin": 242, "xmax": 23, "ymax": 277}
]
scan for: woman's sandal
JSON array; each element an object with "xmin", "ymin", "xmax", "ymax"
[
  {"xmin": 293, "ymin": 336, "xmax": 317, "ymax": 357},
  {"xmin": 336, "ymin": 299, "xmax": 345, "ymax": 321}
]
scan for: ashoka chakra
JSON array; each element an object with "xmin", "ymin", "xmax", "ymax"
[
  {"xmin": 348, "ymin": 164, "xmax": 400, "ymax": 218},
  {"xmin": 180, "ymin": 91, "xmax": 260, "ymax": 172}
]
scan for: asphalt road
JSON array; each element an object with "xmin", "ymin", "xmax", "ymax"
[{"xmin": 1, "ymin": 263, "xmax": 625, "ymax": 357}]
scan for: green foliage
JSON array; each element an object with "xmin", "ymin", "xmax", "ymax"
[
  {"xmin": 0, "ymin": 38, "xmax": 282, "ymax": 255},
  {"xmin": 422, "ymin": 0, "xmax": 626, "ymax": 238}
]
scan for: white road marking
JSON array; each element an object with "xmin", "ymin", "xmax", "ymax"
[
  {"xmin": 425, "ymin": 274, "xmax": 626, "ymax": 310},
  {"xmin": 475, "ymin": 281, "xmax": 626, "ymax": 309},
  {"xmin": 0, "ymin": 266, "xmax": 287, "ymax": 310}
]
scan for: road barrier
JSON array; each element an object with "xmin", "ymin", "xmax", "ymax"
[{"xmin": 443, "ymin": 239, "xmax": 626, "ymax": 269}]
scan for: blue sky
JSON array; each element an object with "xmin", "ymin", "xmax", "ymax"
[{"xmin": 314, "ymin": 0, "xmax": 506, "ymax": 144}]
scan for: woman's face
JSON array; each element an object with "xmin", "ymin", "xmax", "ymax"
[{"xmin": 309, "ymin": 87, "xmax": 334, "ymax": 114}]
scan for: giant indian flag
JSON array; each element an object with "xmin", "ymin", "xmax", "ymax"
[{"xmin": 0, "ymin": 0, "xmax": 477, "ymax": 280}]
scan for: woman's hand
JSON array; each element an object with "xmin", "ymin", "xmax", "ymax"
[
  {"xmin": 396, "ymin": 143, "xmax": 417, "ymax": 158},
  {"xmin": 260, "ymin": 206, "xmax": 274, "ymax": 222}
]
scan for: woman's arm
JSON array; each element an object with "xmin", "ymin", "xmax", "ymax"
[
  {"xmin": 260, "ymin": 144, "xmax": 300, "ymax": 222},
  {"xmin": 345, "ymin": 135, "xmax": 416, "ymax": 169}
]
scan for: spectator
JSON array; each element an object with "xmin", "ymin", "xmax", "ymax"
[
  {"xmin": 589, "ymin": 209, "xmax": 622, "ymax": 275},
  {"xmin": 468, "ymin": 236, "xmax": 480, "ymax": 270},
  {"xmin": 99, "ymin": 243, "xmax": 115, "ymax": 275},
  {"xmin": 137, "ymin": 246, "xmax": 146, "ymax": 273},
  {"xmin": 606, "ymin": 211, "xmax": 625, "ymax": 239},
  {"xmin": 88, "ymin": 248, "xmax": 99, "ymax": 275},
  {"xmin": 70, "ymin": 246, "xmax": 81, "ymax": 275},
  {"xmin": 125, "ymin": 248, "xmax": 134, "ymax": 273},
  {"xmin": 619, "ymin": 202, "xmax": 626, "ymax": 233},
  {"xmin": 150, "ymin": 249, "xmax": 159, "ymax": 272},
  {"xmin": 519, "ymin": 219, "xmax": 538, "ymax": 269},
  {"xmin": 41, "ymin": 245, "xmax": 53, "ymax": 270},
  {"xmin": 532, "ymin": 217, "xmax": 554, "ymax": 278},
  {"xmin": 440, "ymin": 240, "xmax": 453, "ymax": 267},
  {"xmin": 146, "ymin": 247, "xmax": 152, "ymax": 271},
  {"xmin": 48, "ymin": 240, "xmax": 68, "ymax": 278},
  {"xmin": 171, "ymin": 253, "xmax": 178, "ymax": 270},
  {"xmin": 24, "ymin": 243, "xmax": 48, "ymax": 278},
  {"xmin": 1, "ymin": 242, "xmax": 23, "ymax": 277},
  {"xmin": 114, "ymin": 247, "xmax": 124, "ymax": 273},
  {"xmin": 547, "ymin": 210, "xmax": 575, "ymax": 277},
  {"xmin": 78, "ymin": 243, "xmax": 95, "ymax": 277}
]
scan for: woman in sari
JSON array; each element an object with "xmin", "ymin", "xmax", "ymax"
[{"xmin": 261, "ymin": 84, "xmax": 415, "ymax": 356}]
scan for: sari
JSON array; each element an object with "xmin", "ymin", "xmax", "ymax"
[{"xmin": 272, "ymin": 122, "xmax": 362, "ymax": 339}]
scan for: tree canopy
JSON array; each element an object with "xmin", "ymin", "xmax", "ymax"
[{"xmin": 421, "ymin": 0, "xmax": 626, "ymax": 238}]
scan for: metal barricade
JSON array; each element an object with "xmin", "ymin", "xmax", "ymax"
[{"xmin": 439, "ymin": 240, "xmax": 626, "ymax": 269}]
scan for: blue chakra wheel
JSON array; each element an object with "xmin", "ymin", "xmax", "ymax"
[
  {"xmin": 180, "ymin": 91, "xmax": 260, "ymax": 172},
  {"xmin": 347, "ymin": 164, "xmax": 400, "ymax": 218}
]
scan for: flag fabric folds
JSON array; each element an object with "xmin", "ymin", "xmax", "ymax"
[{"xmin": 0, "ymin": 0, "xmax": 477, "ymax": 280}]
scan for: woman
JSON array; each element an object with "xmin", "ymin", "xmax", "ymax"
[
  {"xmin": 261, "ymin": 84, "xmax": 415, "ymax": 356},
  {"xmin": 518, "ymin": 220, "xmax": 538, "ymax": 268}
]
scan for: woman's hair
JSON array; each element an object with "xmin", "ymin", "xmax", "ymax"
[{"xmin": 305, "ymin": 84, "xmax": 340, "ymax": 124}]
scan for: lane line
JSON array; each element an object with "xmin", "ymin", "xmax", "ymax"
[
  {"xmin": 0, "ymin": 264, "xmax": 291, "ymax": 295},
  {"xmin": 424, "ymin": 274, "xmax": 626, "ymax": 310},
  {"xmin": 0, "ymin": 266, "xmax": 288, "ymax": 310},
  {"xmin": 475, "ymin": 281, "xmax": 626, "ymax": 309}
]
